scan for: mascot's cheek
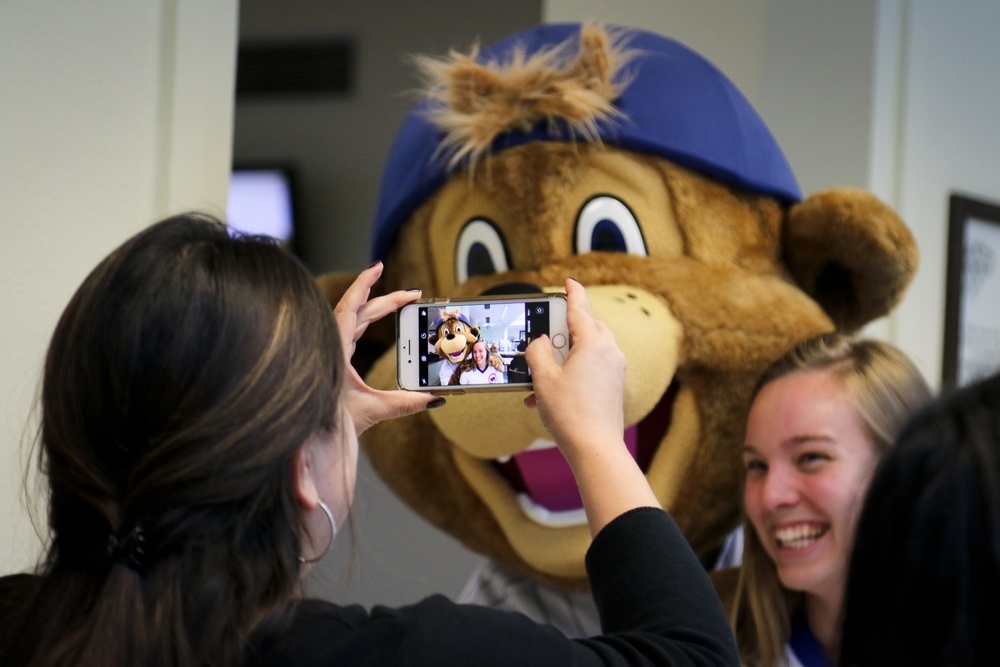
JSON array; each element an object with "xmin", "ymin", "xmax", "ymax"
[{"xmin": 586, "ymin": 285, "xmax": 682, "ymax": 427}]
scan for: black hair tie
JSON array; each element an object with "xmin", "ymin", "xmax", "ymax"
[{"xmin": 107, "ymin": 525, "xmax": 147, "ymax": 572}]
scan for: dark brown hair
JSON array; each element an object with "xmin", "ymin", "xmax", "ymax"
[
  {"xmin": 841, "ymin": 371, "xmax": 1000, "ymax": 666},
  {"xmin": 3, "ymin": 213, "xmax": 342, "ymax": 666}
]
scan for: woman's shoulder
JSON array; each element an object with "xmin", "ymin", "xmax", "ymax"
[
  {"xmin": 247, "ymin": 598, "xmax": 369, "ymax": 666},
  {"xmin": 254, "ymin": 591, "xmax": 646, "ymax": 666},
  {"xmin": 248, "ymin": 595, "xmax": 468, "ymax": 666}
]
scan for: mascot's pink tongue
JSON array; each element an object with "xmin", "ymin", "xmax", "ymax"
[{"xmin": 510, "ymin": 426, "xmax": 639, "ymax": 512}]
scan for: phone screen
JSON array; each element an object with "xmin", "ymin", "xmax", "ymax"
[{"xmin": 416, "ymin": 300, "xmax": 552, "ymax": 388}]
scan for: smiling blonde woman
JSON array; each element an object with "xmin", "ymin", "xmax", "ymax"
[{"xmin": 724, "ymin": 333, "xmax": 931, "ymax": 667}]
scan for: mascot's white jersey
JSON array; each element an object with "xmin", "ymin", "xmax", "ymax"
[
  {"xmin": 459, "ymin": 561, "xmax": 600, "ymax": 638},
  {"xmin": 438, "ymin": 359, "xmax": 460, "ymax": 385}
]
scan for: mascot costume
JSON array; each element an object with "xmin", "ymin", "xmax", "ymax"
[{"xmin": 318, "ymin": 23, "xmax": 917, "ymax": 636}]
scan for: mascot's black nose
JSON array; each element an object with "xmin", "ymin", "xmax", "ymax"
[
  {"xmin": 446, "ymin": 334, "xmax": 455, "ymax": 340},
  {"xmin": 480, "ymin": 282, "xmax": 544, "ymax": 296}
]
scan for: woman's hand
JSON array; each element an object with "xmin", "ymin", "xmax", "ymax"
[
  {"xmin": 524, "ymin": 279, "xmax": 626, "ymax": 451},
  {"xmin": 525, "ymin": 278, "xmax": 659, "ymax": 536},
  {"xmin": 333, "ymin": 262, "xmax": 443, "ymax": 435}
]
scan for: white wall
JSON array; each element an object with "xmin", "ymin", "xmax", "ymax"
[
  {"xmin": 891, "ymin": 0, "xmax": 1000, "ymax": 384},
  {"xmin": 0, "ymin": 0, "xmax": 238, "ymax": 573}
]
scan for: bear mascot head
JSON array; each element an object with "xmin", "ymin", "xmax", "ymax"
[
  {"xmin": 428, "ymin": 309, "xmax": 476, "ymax": 386},
  {"xmin": 318, "ymin": 23, "xmax": 917, "ymax": 598}
]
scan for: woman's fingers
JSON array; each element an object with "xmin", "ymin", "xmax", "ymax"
[
  {"xmin": 348, "ymin": 385, "xmax": 444, "ymax": 435},
  {"xmin": 353, "ymin": 289, "xmax": 422, "ymax": 335},
  {"xmin": 524, "ymin": 279, "xmax": 627, "ymax": 448},
  {"xmin": 331, "ymin": 262, "xmax": 422, "ymax": 361},
  {"xmin": 524, "ymin": 334, "xmax": 555, "ymax": 376},
  {"xmin": 334, "ymin": 262, "xmax": 383, "ymax": 315},
  {"xmin": 564, "ymin": 278, "xmax": 597, "ymax": 342},
  {"xmin": 332, "ymin": 264, "xmax": 441, "ymax": 433},
  {"xmin": 332, "ymin": 265, "xmax": 380, "ymax": 361}
]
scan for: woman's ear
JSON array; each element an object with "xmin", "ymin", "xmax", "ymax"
[
  {"xmin": 783, "ymin": 187, "xmax": 918, "ymax": 333},
  {"xmin": 293, "ymin": 444, "xmax": 321, "ymax": 510}
]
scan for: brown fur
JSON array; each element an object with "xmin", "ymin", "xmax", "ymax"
[
  {"xmin": 415, "ymin": 23, "xmax": 635, "ymax": 171},
  {"xmin": 317, "ymin": 26, "xmax": 918, "ymax": 592}
]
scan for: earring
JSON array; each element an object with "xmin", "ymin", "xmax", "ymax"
[{"xmin": 299, "ymin": 499, "xmax": 337, "ymax": 564}]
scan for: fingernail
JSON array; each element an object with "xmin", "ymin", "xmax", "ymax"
[
  {"xmin": 568, "ymin": 277, "xmax": 580, "ymax": 284},
  {"xmin": 427, "ymin": 397, "xmax": 446, "ymax": 409},
  {"xmin": 406, "ymin": 287, "xmax": 421, "ymax": 292},
  {"xmin": 368, "ymin": 260, "xmax": 382, "ymax": 269}
]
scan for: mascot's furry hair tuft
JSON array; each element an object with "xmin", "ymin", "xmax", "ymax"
[{"xmin": 414, "ymin": 24, "xmax": 638, "ymax": 170}]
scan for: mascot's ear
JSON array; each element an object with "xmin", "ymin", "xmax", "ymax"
[
  {"xmin": 783, "ymin": 188, "xmax": 918, "ymax": 333},
  {"xmin": 429, "ymin": 334, "xmax": 439, "ymax": 345},
  {"xmin": 315, "ymin": 271, "xmax": 393, "ymax": 377},
  {"xmin": 469, "ymin": 326, "xmax": 481, "ymax": 339}
]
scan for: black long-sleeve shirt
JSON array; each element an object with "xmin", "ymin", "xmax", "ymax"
[
  {"xmin": 0, "ymin": 508, "xmax": 738, "ymax": 666},
  {"xmin": 247, "ymin": 508, "xmax": 738, "ymax": 666}
]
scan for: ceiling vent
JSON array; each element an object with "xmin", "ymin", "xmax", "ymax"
[{"xmin": 236, "ymin": 40, "xmax": 354, "ymax": 97}]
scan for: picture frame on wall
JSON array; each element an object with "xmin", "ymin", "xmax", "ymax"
[{"xmin": 942, "ymin": 193, "xmax": 1000, "ymax": 389}]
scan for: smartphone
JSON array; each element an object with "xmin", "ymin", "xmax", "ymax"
[{"xmin": 396, "ymin": 294, "xmax": 569, "ymax": 393}]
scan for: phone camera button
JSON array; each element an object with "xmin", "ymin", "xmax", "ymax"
[{"xmin": 551, "ymin": 333, "xmax": 567, "ymax": 349}]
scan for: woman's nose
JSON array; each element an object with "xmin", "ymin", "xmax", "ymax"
[{"xmin": 760, "ymin": 467, "xmax": 799, "ymax": 511}]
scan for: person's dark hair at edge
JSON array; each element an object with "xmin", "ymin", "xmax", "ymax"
[
  {"xmin": 3, "ymin": 213, "xmax": 342, "ymax": 666},
  {"xmin": 840, "ymin": 371, "xmax": 1000, "ymax": 666}
]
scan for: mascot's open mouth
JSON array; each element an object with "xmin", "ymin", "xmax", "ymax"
[{"xmin": 493, "ymin": 380, "xmax": 679, "ymax": 527}]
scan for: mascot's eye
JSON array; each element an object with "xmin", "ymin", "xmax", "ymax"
[
  {"xmin": 442, "ymin": 327, "xmax": 451, "ymax": 336},
  {"xmin": 574, "ymin": 196, "xmax": 648, "ymax": 256},
  {"xmin": 456, "ymin": 218, "xmax": 510, "ymax": 284}
]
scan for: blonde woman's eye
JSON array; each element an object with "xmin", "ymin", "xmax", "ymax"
[{"xmin": 798, "ymin": 452, "xmax": 829, "ymax": 466}]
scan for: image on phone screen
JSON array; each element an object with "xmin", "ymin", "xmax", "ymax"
[{"xmin": 418, "ymin": 300, "xmax": 551, "ymax": 388}]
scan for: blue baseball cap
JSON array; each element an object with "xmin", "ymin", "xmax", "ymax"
[
  {"xmin": 431, "ymin": 312, "xmax": 472, "ymax": 333},
  {"xmin": 371, "ymin": 23, "xmax": 800, "ymax": 261}
]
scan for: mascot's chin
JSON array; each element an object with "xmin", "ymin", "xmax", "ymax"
[{"xmin": 317, "ymin": 22, "xmax": 918, "ymax": 637}]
